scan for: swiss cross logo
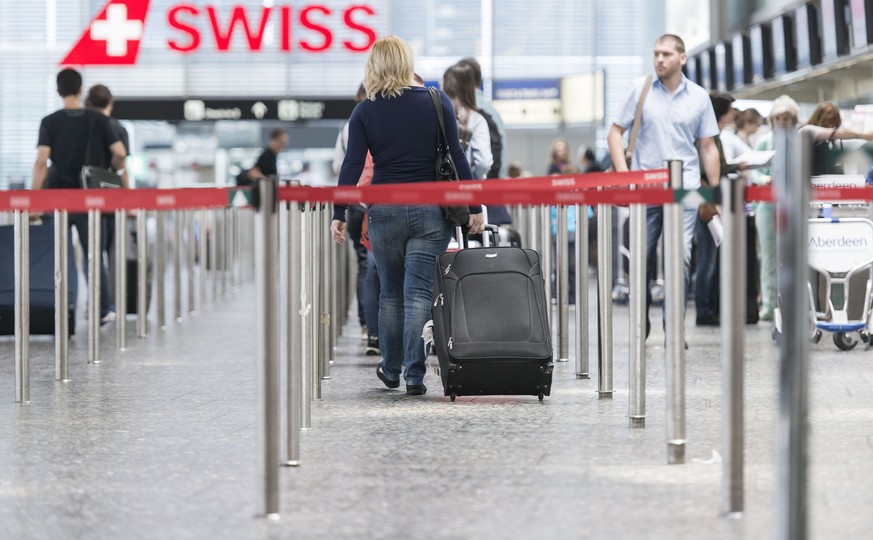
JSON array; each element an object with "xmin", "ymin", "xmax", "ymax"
[
  {"xmin": 60, "ymin": 0, "xmax": 377, "ymax": 66},
  {"xmin": 61, "ymin": 0, "xmax": 151, "ymax": 66}
]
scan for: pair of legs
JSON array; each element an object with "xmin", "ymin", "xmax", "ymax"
[
  {"xmin": 363, "ymin": 250, "xmax": 381, "ymax": 341},
  {"xmin": 693, "ymin": 214, "xmax": 720, "ymax": 322},
  {"xmin": 69, "ymin": 212, "xmax": 112, "ymax": 316},
  {"xmin": 645, "ymin": 204, "xmax": 696, "ymax": 328},
  {"xmin": 346, "ymin": 205, "xmax": 369, "ymax": 329},
  {"xmin": 754, "ymin": 202, "xmax": 776, "ymax": 320},
  {"xmin": 366, "ymin": 205, "xmax": 452, "ymax": 387}
]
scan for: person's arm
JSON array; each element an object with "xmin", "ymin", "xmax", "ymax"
[
  {"xmin": 699, "ymin": 137, "xmax": 721, "ymax": 188},
  {"xmin": 109, "ymin": 141, "xmax": 126, "ymax": 174},
  {"xmin": 468, "ymin": 112, "xmax": 493, "ymax": 179},
  {"xmin": 607, "ymin": 123, "xmax": 629, "ymax": 172},
  {"xmin": 32, "ymin": 145, "xmax": 50, "ymax": 190}
]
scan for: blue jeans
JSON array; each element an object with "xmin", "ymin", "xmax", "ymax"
[
  {"xmin": 363, "ymin": 251, "xmax": 381, "ymax": 339},
  {"xmin": 693, "ymin": 214, "xmax": 719, "ymax": 319},
  {"xmin": 366, "ymin": 205, "xmax": 452, "ymax": 385},
  {"xmin": 646, "ymin": 205, "xmax": 696, "ymax": 315}
]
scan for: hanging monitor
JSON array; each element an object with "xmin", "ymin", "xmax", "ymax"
[
  {"xmin": 732, "ymin": 33, "xmax": 751, "ymax": 87},
  {"xmin": 698, "ymin": 51, "xmax": 712, "ymax": 90},
  {"xmin": 716, "ymin": 43, "xmax": 730, "ymax": 91},
  {"xmin": 772, "ymin": 14, "xmax": 797, "ymax": 74},
  {"xmin": 849, "ymin": 0, "xmax": 873, "ymax": 49},
  {"xmin": 749, "ymin": 24, "xmax": 774, "ymax": 83},
  {"xmin": 821, "ymin": 0, "xmax": 851, "ymax": 59},
  {"xmin": 795, "ymin": 3, "xmax": 823, "ymax": 67}
]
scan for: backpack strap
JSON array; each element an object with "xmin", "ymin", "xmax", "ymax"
[{"xmin": 625, "ymin": 74, "xmax": 653, "ymax": 164}]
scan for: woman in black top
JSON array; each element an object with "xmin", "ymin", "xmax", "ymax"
[{"xmin": 330, "ymin": 35, "xmax": 484, "ymax": 395}]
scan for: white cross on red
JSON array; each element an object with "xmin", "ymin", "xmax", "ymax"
[{"xmin": 90, "ymin": 4, "xmax": 143, "ymax": 57}]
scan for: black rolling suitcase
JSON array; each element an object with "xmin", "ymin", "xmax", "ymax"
[
  {"xmin": 432, "ymin": 245, "xmax": 553, "ymax": 401},
  {"xmin": 0, "ymin": 218, "xmax": 78, "ymax": 335}
]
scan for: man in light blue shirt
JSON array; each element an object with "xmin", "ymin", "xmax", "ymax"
[{"xmin": 607, "ymin": 34, "xmax": 720, "ymax": 339}]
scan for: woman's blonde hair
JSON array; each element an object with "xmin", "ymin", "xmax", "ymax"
[{"xmin": 363, "ymin": 36, "xmax": 414, "ymax": 100}]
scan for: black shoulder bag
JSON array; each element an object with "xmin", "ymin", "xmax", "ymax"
[
  {"xmin": 428, "ymin": 87, "xmax": 471, "ymax": 227},
  {"xmin": 81, "ymin": 113, "xmax": 123, "ymax": 189}
]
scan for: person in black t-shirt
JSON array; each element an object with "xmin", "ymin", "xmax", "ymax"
[
  {"xmin": 32, "ymin": 69, "xmax": 127, "ymax": 324},
  {"xmin": 236, "ymin": 128, "xmax": 288, "ymax": 186}
]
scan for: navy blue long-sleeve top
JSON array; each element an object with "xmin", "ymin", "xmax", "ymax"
[{"xmin": 333, "ymin": 86, "xmax": 480, "ymax": 222}]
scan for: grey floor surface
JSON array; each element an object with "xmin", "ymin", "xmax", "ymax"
[{"xmin": 1, "ymin": 279, "xmax": 872, "ymax": 540}]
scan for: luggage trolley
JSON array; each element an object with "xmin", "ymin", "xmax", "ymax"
[
  {"xmin": 804, "ymin": 216, "xmax": 873, "ymax": 350},
  {"xmin": 772, "ymin": 174, "xmax": 873, "ymax": 350}
]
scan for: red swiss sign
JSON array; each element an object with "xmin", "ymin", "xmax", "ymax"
[{"xmin": 61, "ymin": 0, "xmax": 377, "ymax": 66}]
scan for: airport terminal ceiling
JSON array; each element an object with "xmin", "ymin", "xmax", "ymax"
[{"xmin": 0, "ymin": 0, "xmax": 674, "ymax": 184}]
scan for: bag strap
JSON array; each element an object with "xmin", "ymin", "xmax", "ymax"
[
  {"xmin": 428, "ymin": 86, "xmax": 450, "ymax": 149},
  {"xmin": 83, "ymin": 111, "xmax": 98, "ymax": 168},
  {"xmin": 625, "ymin": 74, "xmax": 654, "ymax": 163}
]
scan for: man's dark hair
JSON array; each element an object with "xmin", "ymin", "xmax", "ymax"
[
  {"xmin": 269, "ymin": 128, "xmax": 286, "ymax": 141},
  {"xmin": 86, "ymin": 84, "xmax": 113, "ymax": 109},
  {"xmin": 56, "ymin": 68, "xmax": 82, "ymax": 98},
  {"xmin": 456, "ymin": 57, "xmax": 483, "ymax": 87},
  {"xmin": 709, "ymin": 91, "xmax": 735, "ymax": 121}
]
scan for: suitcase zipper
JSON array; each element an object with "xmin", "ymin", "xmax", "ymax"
[
  {"xmin": 443, "ymin": 264, "xmax": 452, "ymax": 276},
  {"xmin": 448, "ymin": 337, "xmax": 453, "ymax": 350},
  {"xmin": 433, "ymin": 293, "xmax": 444, "ymax": 307}
]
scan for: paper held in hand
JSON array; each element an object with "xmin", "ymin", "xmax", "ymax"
[{"xmin": 728, "ymin": 150, "xmax": 776, "ymax": 168}]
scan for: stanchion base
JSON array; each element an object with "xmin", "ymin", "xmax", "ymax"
[
  {"xmin": 597, "ymin": 391, "xmax": 613, "ymax": 399},
  {"xmin": 321, "ymin": 376, "xmax": 332, "ymax": 380},
  {"xmin": 88, "ymin": 360, "xmax": 102, "ymax": 365},
  {"xmin": 575, "ymin": 373, "xmax": 590, "ymax": 379},
  {"xmin": 282, "ymin": 460, "xmax": 300, "ymax": 467},
  {"xmin": 667, "ymin": 442, "xmax": 686, "ymax": 464},
  {"xmin": 176, "ymin": 317, "xmax": 183, "ymax": 323},
  {"xmin": 258, "ymin": 513, "xmax": 281, "ymax": 521},
  {"xmin": 629, "ymin": 417, "xmax": 646, "ymax": 429},
  {"xmin": 556, "ymin": 357, "xmax": 569, "ymax": 363}
]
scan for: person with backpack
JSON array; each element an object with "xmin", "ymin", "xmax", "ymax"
[{"xmin": 441, "ymin": 64, "xmax": 493, "ymax": 180}]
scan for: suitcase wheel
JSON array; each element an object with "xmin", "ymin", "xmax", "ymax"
[
  {"xmin": 450, "ymin": 393, "xmax": 456, "ymax": 402},
  {"xmin": 538, "ymin": 393, "xmax": 544, "ymax": 402}
]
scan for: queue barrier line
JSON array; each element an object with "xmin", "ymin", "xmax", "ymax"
[{"xmin": 9, "ymin": 179, "xmax": 873, "ymax": 214}]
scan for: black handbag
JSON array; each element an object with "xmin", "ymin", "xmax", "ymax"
[
  {"xmin": 81, "ymin": 113, "xmax": 123, "ymax": 189},
  {"xmin": 428, "ymin": 87, "xmax": 471, "ymax": 227}
]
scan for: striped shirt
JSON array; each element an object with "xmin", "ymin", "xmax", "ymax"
[{"xmin": 614, "ymin": 74, "xmax": 718, "ymax": 189}]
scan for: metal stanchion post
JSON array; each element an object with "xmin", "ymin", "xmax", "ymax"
[
  {"xmin": 88, "ymin": 209, "xmax": 101, "ymax": 364},
  {"xmin": 285, "ymin": 187, "xmax": 303, "ymax": 465},
  {"xmin": 137, "ymin": 210, "xmax": 148, "ymax": 339},
  {"xmin": 210, "ymin": 210, "xmax": 218, "ymax": 302},
  {"xmin": 14, "ymin": 210, "xmax": 30, "ymax": 402},
  {"xmin": 596, "ymin": 202, "xmax": 613, "ymax": 399},
  {"xmin": 255, "ymin": 179, "xmax": 280, "ymax": 519},
  {"xmin": 55, "ymin": 211, "xmax": 70, "ymax": 381},
  {"xmin": 199, "ymin": 209, "xmax": 208, "ymax": 308},
  {"xmin": 312, "ymin": 204, "xmax": 323, "ymax": 399},
  {"xmin": 541, "ymin": 206, "xmax": 553, "ymax": 324},
  {"xmin": 775, "ymin": 128, "xmax": 810, "ymax": 540},
  {"xmin": 556, "ymin": 205, "xmax": 569, "ymax": 362},
  {"xmin": 222, "ymin": 208, "xmax": 229, "ymax": 297},
  {"xmin": 188, "ymin": 211, "xmax": 196, "ymax": 315},
  {"xmin": 722, "ymin": 173, "xmax": 746, "ymax": 514},
  {"xmin": 229, "ymin": 207, "xmax": 238, "ymax": 291},
  {"xmin": 156, "ymin": 210, "xmax": 166, "ymax": 329},
  {"xmin": 300, "ymin": 202, "xmax": 312, "ymax": 429},
  {"xmin": 574, "ymin": 204, "xmax": 589, "ymax": 379},
  {"xmin": 629, "ymin": 195, "xmax": 647, "ymax": 428},
  {"xmin": 116, "ymin": 210, "xmax": 127, "ymax": 350},
  {"xmin": 664, "ymin": 159, "xmax": 686, "ymax": 464},
  {"xmin": 173, "ymin": 211, "xmax": 182, "ymax": 322},
  {"xmin": 321, "ymin": 205, "xmax": 332, "ymax": 380}
]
